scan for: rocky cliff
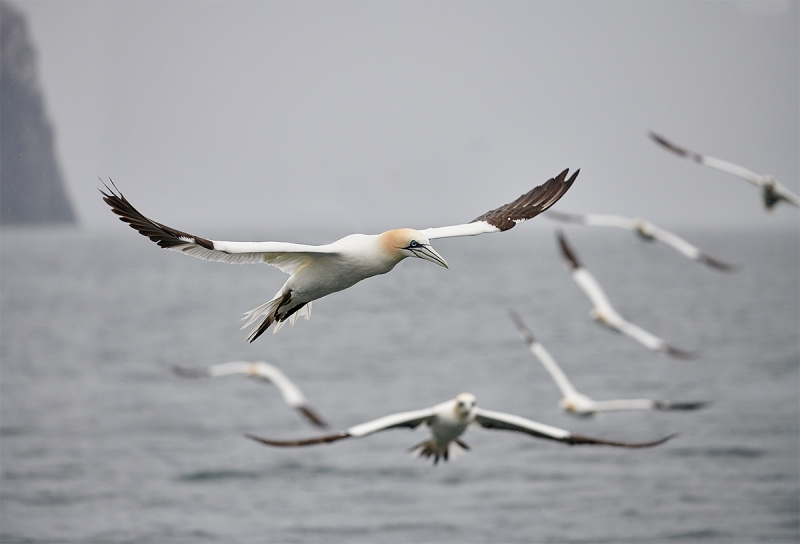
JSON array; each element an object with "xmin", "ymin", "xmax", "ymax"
[{"xmin": 1, "ymin": 1, "xmax": 76, "ymax": 225}]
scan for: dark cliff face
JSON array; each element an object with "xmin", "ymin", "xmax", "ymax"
[{"xmin": 1, "ymin": 0, "xmax": 77, "ymax": 225}]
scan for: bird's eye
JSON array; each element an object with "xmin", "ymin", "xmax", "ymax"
[{"xmin": 409, "ymin": 240, "xmax": 419, "ymax": 248}]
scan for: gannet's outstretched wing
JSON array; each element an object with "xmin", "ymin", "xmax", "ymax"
[
  {"xmin": 589, "ymin": 399, "xmax": 708, "ymax": 412},
  {"xmin": 173, "ymin": 361, "xmax": 328, "ymax": 427},
  {"xmin": 508, "ymin": 310, "xmax": 579, "ymax": 399},
  {"xmin": 546, "ymin": 210, "xmax": 637, "ymax": 229},
  {"xmin": 548, "ymin": 211, "xmax": 734, "ymax": 271},
  {"xmin": 245, "ymin": 408, "xmax": 435, "ymax": 447},
  {"xmin": 473, "ymin": 409, "xmax": 674, "ymax": 448},
  {"xmin": 649, "ymin": 132, "xmax": 765, "ymax": 186},
  {"xmin": 421, "ymin": 169, "xmax": 579, "ymax": 239},
  {"xmin": 557, "ymin": 231, "xmax": 620, "ymax": 318},
  {"xmin": 642, "ymin": 223, "xmax": 735, "ymax": 271},
  {"xmin": 613, "ymin": 319, "xmax": 695, "ymax": 359},
  {"xmin": 100, "ymin": 181, "xmax": 338, "ymax": 275}
]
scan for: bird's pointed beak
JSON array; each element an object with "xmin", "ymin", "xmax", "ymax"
[{"xmin": 412, "ymin": 245, "xmax": 449, "ymax": 269}]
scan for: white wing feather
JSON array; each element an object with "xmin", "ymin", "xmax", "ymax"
[{"xmin": 347, "ymin": 408, "xmax": 436, "ymax": 438}]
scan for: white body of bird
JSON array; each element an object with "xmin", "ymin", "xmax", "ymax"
[
  {"xmin": 246, "ymin": 393, "xmax": 675, "ymax": 464},
  {"xmin": 101, "ymin": 169, "xmax": 578, "ymax": 342}
]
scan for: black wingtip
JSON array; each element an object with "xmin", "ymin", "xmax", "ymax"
[
  {"xmin": 663, "ymin": 345, "xmax": 697, "ymax": 360},
  {"xmin": 171, "ymin": 365, "xmax": 209, "ymax": 378},
  {"xmin": 507, "ymin": 309, "xmax": 536, "ymax": 345},
  {"xmin": 700, "ymin": 254, "xmax": 737, "ymax": 273},
  {"xmin": 556, "ymin": 230, "xmax": 582, "ymax": 270}
]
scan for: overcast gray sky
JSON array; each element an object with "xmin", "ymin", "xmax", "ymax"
[{"xmin": 19, "ymin": 0, "xmax": 799, "ymax": 233}]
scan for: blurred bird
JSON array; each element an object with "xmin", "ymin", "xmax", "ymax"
[
  {"xmin": 556, "ymin": 231, "xmax": 694, "ymax": 359},
  {"xmin": 173, "ymin": 361, "xmax": 327, "ymax": 428},
  {"xmin": 508, "ymin": 310, "xmax": 708, "ymax": 416},
  {"xmin": 546, "ymin": 210, "xmax": 734, "ymax": 271},
  {"xmin": 650, "ymin": 131, "xmax": 799, "ymax": 210},
  {"xmin": 101, "ymin": 169, "xmax": 578, "ymax": 342},
  {"xmin": 246, "ymin": 392, "xmax": 674, "ymax": 465}
]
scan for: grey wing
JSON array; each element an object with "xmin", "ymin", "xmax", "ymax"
[
  {"xmin": 421, "ymin": 169, "xmax": 579, "ymax": 239},
  {"xmin": 547, "ymin": 211, "xmax": 638, "ymax": 230},
  {"xmin": 473, "ymin": 408, "xmax": 675, "ymax": 448},
  {"xmin": 649, "ymin": 132, "xmax": 765, "ymax": 187}
]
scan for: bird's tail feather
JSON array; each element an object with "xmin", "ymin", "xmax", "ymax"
[
  {"xmin": 408, "ymin": 439, "xmax": 469, "ymax": 465},
  {"xmin": 241, "ymin": 293, "xmax": 312, "ymax": 341}
]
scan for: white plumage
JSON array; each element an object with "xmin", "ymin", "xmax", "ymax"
[
  {"xmin": 650, "ymin": 132, "xmax": 800, "ymax": 210},
  {"xmin": 546, "ymin": 210, "xmax": 734, "ymax": 271},
  {"xmin": 508, "ymin": 310, "xmax": 708, "ymax": 415},
  {"xmin": 101, "ymin": 169, "xmax": 578, "ymax": 342},
  {"xmin": 246, "ymin": 392, "xmax": 674, "ymax": 465},
  {"xmin": 172, "ymin": 361, "xmax": 328, "ymax": 427},
  {"xmin": 556, "ymin": 231, "xmax": 694, "ymax": 359}
]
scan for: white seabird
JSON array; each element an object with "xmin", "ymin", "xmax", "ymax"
[
  {"xmin": 101, "ymin": 169, "xmax": 578, "ymax": 342},
  {"xmin": 173, "ymin": 361, "xmax": 327, "ymax": 428},
  {"xmin": 546, "ymin": 210, "xmax": 734, "ymax": 271},
  {"xmin": 245, "ymin": 393, "xmax": 674, "ymax": 465},
  {"xmin": 508, "ymin": 310, "xmax": 708, "ymax": 416},
  {"xmin": 650, "ymin": 132, "xmax": 800, "ymax": 210},
  {"xmin": 556, "ymin": 231, "xmax": 694, "ymax": 359}
]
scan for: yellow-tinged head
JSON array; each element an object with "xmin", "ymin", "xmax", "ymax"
[{"xmin": 380, "ymin": 228, "xmax": 448, "ymax": 268}]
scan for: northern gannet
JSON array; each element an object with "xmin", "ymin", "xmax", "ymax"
[
  {"xmin": 173, "ymin": 361, "xmax": 327, "ymax": 427},
  {"xmin": 100, "ymin": 169, "xmax": 578, "ymax": 342},
  {"xmin": 650, "ymin": 132, "xmax": 800, "ymax": 210},
  {"xmin": 508, "ymin": 310, "xmax": 708, "ymax": 416},
  {"xmin": 246, "ymin": 393, "xmax": 674, "ymax": 465},
  {"xmin": 556, "ymin": 231, "xmax": 694, "ymax": 359},
  {"xmin": 546, "ymin": 210, "xmax": 734, "ymax": 271}
]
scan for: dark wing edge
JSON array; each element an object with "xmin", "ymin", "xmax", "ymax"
[
  {"xmin": 470, "ymin": 168, "xmax": 579, "ymax": 231},
  {"xmin": 245, "ymin": 432, "xmax": 351, "ymax": 447},
  {"xmin": 297, "ymin": 405, "xmax": 329, "ymax": 428},
  {"xmin": 474, "ymin": 412, "xmax": 675, "ymax": 449},
  {"xmin": 99, "ymin": 180, "xmax": 215, "ymax": 251},
  {"xmin": 171, "ymin": 365, "xmax": 211, "ymax": 379},
  {"xmin": 507, "ymin": 309, "xmax": 537, "ymax": 347},
  {"xmin": 662, "ymin": 344, "xmax": 696, "ymax": 360},
  {"xmin": 649, "ymin": 132, "xmax": 703, "ymax": 164},
  {"xmin": 556, "ymin": 230, "xmax": 582, "ymax": 270},
  {"xmin": 698, "ymin": 253, "xmax": 736, "ymax": 272},
  {"xmin": 654, "ymin": 401, "xmax": 710, "ymax": 411},
  {"xmin": 563, "ymin": 432, "xmax": 677, "ymax": 448}
]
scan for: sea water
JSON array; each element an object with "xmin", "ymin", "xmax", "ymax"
[{"xmin": 1, "ymin": 225, "xmax": 798, "ymax": 543}]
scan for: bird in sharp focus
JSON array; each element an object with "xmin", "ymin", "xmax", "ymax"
[
  {"xmin": 172, "ymin": 361, "xmax": 327, "ymax": 428},
  {"xmin": 100, "ymin": 168, "xmax": 578, "ymax": 342},
  {"xmin": 556, "ymin": 231, "xmax": 694, "ymax": 359},
  {"xmin": 508, "ymin": 310, "xmax": 708, "ymax": 416},
  {"xmin": 245, "ymin": 392, "xmax": 674, "ymax": 465},
  {"xmin": 650, "ymin": 131, "xmax": 799, "ymax": 210}
]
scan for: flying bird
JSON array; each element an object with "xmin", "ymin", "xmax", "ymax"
[
  {"xmin": 173, "ymin": 361, "xmax": 327, "ymax": 428},
  {"xmin": 556, "ymin": 231, "xmax": 694, "ymax": 359},
  {"xmin": 508, "ymin": 310, "xmax": 708, "ymax": 416},
  {"xmin": 650, "ymin": 131, "xmax": 800, "ymax": 210},
  {"xmin": 246, "ymin": 392, "xmax": 675, "ymax": 465},
  {"xmin": 101, "ymin": 169, "xmax": 578, "ymax": 342},
  {"xmin": 545, "ymin": 210, "xmax": 734, "ymax": 272}
]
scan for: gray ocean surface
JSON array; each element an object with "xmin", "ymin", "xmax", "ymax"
[{"xmin": 1, "ymin": 224, "xmax": 798, "ymax": 544}]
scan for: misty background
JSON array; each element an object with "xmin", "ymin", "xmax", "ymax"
[{"xmin": 15, "ymin": 0, "xmax": 800, "ymax": 235}]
